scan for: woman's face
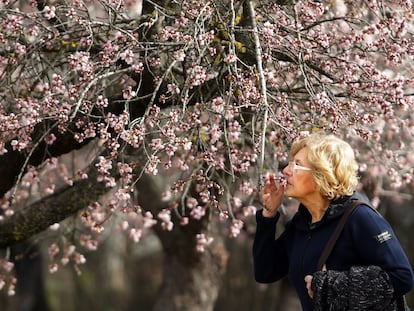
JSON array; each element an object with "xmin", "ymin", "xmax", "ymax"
[{"xmin": 283, "ymin": 147, "xmax": 317, "ymax": 201}]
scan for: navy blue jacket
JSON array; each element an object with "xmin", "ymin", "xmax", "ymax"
[{"xmin": 253, "ymin": 193, "xmax": 414, "ymax": 311}]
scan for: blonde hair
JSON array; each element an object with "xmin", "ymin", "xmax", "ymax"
[{"xmin": 290, "ymin": 133, "xmax": 359, "ymax": 200}]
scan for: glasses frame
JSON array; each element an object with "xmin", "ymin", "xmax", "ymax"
[{"xmin": 288, "ymin": 161, "xmax": 312, "ymax": 172}]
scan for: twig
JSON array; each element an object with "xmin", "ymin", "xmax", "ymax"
[{"xmin": 247, "ymin": 1, "xmax": 269, "ymax": 191}]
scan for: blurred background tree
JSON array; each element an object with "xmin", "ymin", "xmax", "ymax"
[{"xmin": 0, "ymin": 0, "xmax": 413, "ymax": 310}]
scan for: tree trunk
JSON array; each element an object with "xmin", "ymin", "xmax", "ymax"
[
  {"xmin": 152, "ymin": 226, "xmax": 228, "ymax": 311},
  {"xmin": 136, "ymin": 173, "xmax": 229, "ymax": 311}
]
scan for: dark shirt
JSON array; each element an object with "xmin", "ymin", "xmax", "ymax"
[{"xmin": 253, "ymin": 193, "xmax": 414, "ymax": 311}]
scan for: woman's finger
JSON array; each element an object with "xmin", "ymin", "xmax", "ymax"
[{"xmin": 304, "ymin": 275, "xmax": 314, "ymax": 299}]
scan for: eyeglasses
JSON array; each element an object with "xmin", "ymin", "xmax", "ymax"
[{"xmin": 288, "ymin": 161, "xmax": 312, "ymax": 171}]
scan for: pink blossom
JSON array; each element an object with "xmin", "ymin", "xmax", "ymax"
[
  {"xmin": 43, "ymin": 5, "xmax": 56, "ymax": 19},
  {"xmin": 45, "ymin": 133, "xmax": 56, "ymax": 145},
  {"xmin": 49, "ymin": 263, "xmax": 58, "ymax": 274},
  {"xmin": 243, "ymin": 205, "xmax": 257, "ymax": 217},
  {"xmin": 123, "ymin": 85, "xmax": 136, "ymax": 100},
  {"xmin": 48, "ymin": 243, "xmax": 60, "ymax": 260},
  {"xmin": 8, "ymin": 283, "xmax": 15, "ymax": 296},
  {"xmin": 190, "ymin": 205, "xmax": 206, "ymax": 220},
  {"xmin": 229, "ymin": 219, "xmax": 244, "ymax": 238},
  {"xmin": 157, "ymin": 209, "xmax": 173, "ymax": 231},
  {"xmin": 198, "ymin": 30, "xmax": 215, "ymax": 46},
  {"xmin": 223, "ymin": 54, "xmax": 237, "ymax": 64},
  {"xmin": 276, "ymin": 172, "xmax": 288, "ymax": 187},
  {"xmin": 219, "ymin": 211, "xmax": 229, "ymax": 221},
  {"xmin": 14, "ymin": 42, "xmax": 26, "ymax": 57},
  {"xmin": 49, "ymin": 223, "xmax": 60, "ymax": 231},
  {"xmin": 228, "ymin": 120, "xmax": 241, "ymax": 141},
  {"xmin": 129, "ymin": 228, "xmax": 143, "ymax": 242},
  {"xmin": 145, "ymin": 155, "xmax": 160, "ymax": 175},
  {"xmin": 180, "ymin": 217, "xmax": 189, "ymax": 225},
  {"xmin": 69, "ymin": 52, "xmax": 93, "ymax": 75},
  {"xmin": 120, "ymin": 49, "xmax": 135, "ymax": 65},
  {"xmin": 143, "ymin": 211, "xmax": 157, "ymax": 228},
  {"xmin": 211, "ymin": 97, "xmax": 225, "ymax": 113},
  {"xmin": 239, "ymin": 180, "xmax": 254, "ymax": 195},
  {"xmin": 196, "ymin": 233, "xmax": 213, "ymax": 252}
]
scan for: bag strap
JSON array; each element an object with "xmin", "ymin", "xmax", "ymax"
[{"xmin": 316, "ymin": 200, "xmax": 363, "ymax": 271}]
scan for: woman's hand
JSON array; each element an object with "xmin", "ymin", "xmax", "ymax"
[
  {"xmin": 262, "ymin": 172, "xmax": 285, "ymax": 217},
  {"xmin": 304, "ymin": 275, "xmax": 314, "ymax": 299},
  {"xmin": 305, "ymin": 265, "xmax": 325, "ymax": 299}
]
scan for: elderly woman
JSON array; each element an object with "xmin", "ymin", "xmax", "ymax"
[{"xmin": 253, "ymin": 133, "xmax": 414, "ymax": 311}]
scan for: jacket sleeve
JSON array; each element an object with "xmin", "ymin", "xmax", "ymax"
[
  {"xmin": 348, "ymin": 205, "xmax": 414, "ymax": 297},
  {"xmin": 252, "ymin": 209, "xmax": 290, "ymax": 283}
]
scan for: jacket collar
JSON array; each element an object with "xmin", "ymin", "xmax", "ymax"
[{"xmin": 293, "ymin": 192, "xmax": 369, "ymax": 231}]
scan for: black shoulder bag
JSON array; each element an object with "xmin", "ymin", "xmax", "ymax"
[{"xmin": 317, "ymin": 200, "xmax": 409, "ymax": 311}]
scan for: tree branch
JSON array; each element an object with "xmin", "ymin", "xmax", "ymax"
[
  {"xmin": 247, "ymin": 0, "xmax": 268, "ymax": 191},
  {"xmin": 0, "ymin": 164, "xmax": 109, "ymax": 248}
]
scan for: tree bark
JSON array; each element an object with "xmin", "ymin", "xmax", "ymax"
[
  {"xmin": 0, "ymin": 163, "xmax": 109, "ymax": 248},
  {"xmin": 136, "ymin": 174, "xmax": 229, "ymax": 311},
  {"xmin": 153, "ymin": 239, "xmax": 228, "ymax": 311}
]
